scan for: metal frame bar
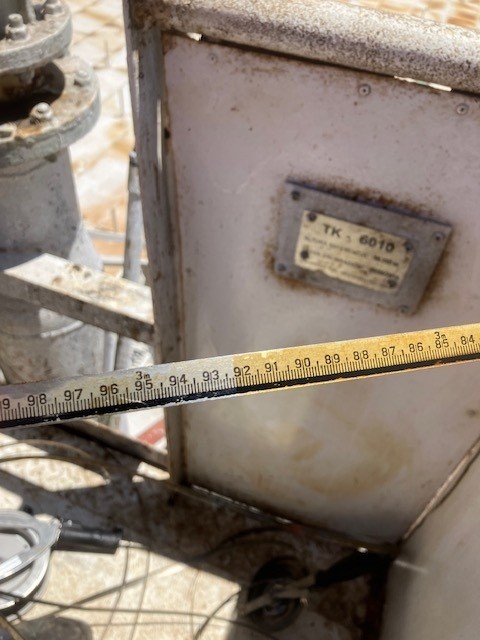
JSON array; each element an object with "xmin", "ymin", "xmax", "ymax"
[
  {"xmin": 123, "ymin": 4, "xmax": 186, "ymax": 482},
  {"xmin": 129, "ymin": 0, "xmax": 480, "ymax": 95},
  {"xmin": 0, "ymin": 253, "xmax": 154, "ymax": 342}
]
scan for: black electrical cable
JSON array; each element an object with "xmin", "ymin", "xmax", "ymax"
[
  {"xmin": 0, "ymin": 443, "xmax": 310, "ymax": 640},
  {"xmin": 0, "ymin": 592, "xmax": 280, "ymax": 640}
]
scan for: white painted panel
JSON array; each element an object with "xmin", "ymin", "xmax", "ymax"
[
  {"xmin": 381, "ymin": 453, "xmax": 480, "ymax": 639},
  {"xmin": 164, "ymin": 35, "xmax": 480, "ymax": 542}
]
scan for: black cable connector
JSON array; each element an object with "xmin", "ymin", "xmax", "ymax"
[{"xmin": 54, "ymin": 520, "xmax": 123, "ymax": 554}]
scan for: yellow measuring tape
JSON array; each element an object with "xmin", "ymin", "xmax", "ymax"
[{"xmin": 1, "ymin": 322, "xmax": 480, "ymax": 429}]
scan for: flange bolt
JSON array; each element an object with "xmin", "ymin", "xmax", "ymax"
[
  {"xmin": 5, "ymin": 14, "xmax": 28, "ymax": 40},
  {"xmin": 74, "ymin": 69, "xmax": 90, "ymax": 87},
  {"xmin": 43, "ymin": 0, "xmax": 64, "ymax": 16},
  {"xmin": 30, "ymin": 103, "xmax": 54, "ymax": 123}
]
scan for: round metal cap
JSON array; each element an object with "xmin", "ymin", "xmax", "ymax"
[{"xmin": 0, "ymin": 512, "xmax": 52, "ymax": 617}]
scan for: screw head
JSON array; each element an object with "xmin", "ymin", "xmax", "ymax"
[
  {"xmin": 404, "ymin": 240, "xmax": 414, "ymax": 252},
  {"xmin": 0, "ymin": 123, "xmax": 16, "ymax": 140},
  {"xmin": 456, "ymin": 103, "xmax": 469, "ymax": 116},
  {"xmin": 43, "ymin": 0, "xmax": 64, "ymax": 15},
  {"xmin": 30, "ymin": 102, "xmax": 54, "ymax": 123},
  {"xmin": 291, "ymin": 190, "xmax": 301, "ymax": 201},
  {"xmin": 5, "ymin": 13, "xmax": 28, "ymax": 40},
  {"xmin": 307, "ymin": 211, "xmax": 317, "ymax": 222},
  {"xmin": 74, "ymin": 68, "xmax": 90, "ymax": 87},
  {"xmin": 359, "ymin": 84, "xmax": 371, "ymax": 97},
  {"xmin": 300, "ymin": 248, "xmax": 310, "ymax": 260},
  {"xmin": 387, "ymin": 278, "xmax": 397, "ymax": 289}
]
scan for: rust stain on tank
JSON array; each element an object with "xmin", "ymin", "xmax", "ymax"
[
  {"xmin": 292, "ymin": 404, "xmax": 414, "ymax": 498},
  {"xmin": 299, "ymin": 431, "xmax": 412, "ymax": 498}
]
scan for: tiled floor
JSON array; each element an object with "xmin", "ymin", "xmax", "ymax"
[
  {"xmin": 339, "ymin": 0, "xmax": 480, "ymax": 30},
  {"xmin": 69, "ymin": 0, "xmax": 134, "ymax": 270},
  {"xmin": 0, "ymin": 427, "xmax": 380, "ymax": 640}
]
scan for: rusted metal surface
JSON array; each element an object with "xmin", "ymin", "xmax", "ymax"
[
  {"xmin": 68, "ymin": 418, "xmax": 168, "ymax": 468},
  {"xmin": 0, "ymin": 55, "xmax": 100, "ymax": 167},
  {"xmin": 128, "ymin": 0, "xmax": 480, "ymax": 94},
  {"xmin": 0, "ymin": 0, "xmax": 106, "ymax": 383},
  {"xmin": 0, "ymin": 425, "xmax": 388, "ymax": 639},
  {"xmin": 123, "ymin": 9, "xmax": 187, "ymax": 482},
  {"xmin": 158, "ymin": 34, "xmax": 480, "ymax": 542},
  {"xmin": 0, "ymin": 1, "xmax": 72, "ymax": 75},
  {"xmin": 0, "ymin": 253, "xmax": 154, "ymax": 343}
]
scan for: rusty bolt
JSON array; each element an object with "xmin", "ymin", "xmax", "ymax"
[
  {"xmin": 74, "ymin": 69, "xmax": 90, "ymax": 87},
  {"xmin": 0, "ymin": 123, "xmax": 16, "ymax": 140},
  {"xmin": 5, "ymin": 14, "xmax": 28, "ymax": 40},
  {"xmin": 456, "ymin": 103, "xmax": 469, "ymax": 116},
  {"xmin": 30, "ymin": 102, "xmax": 54, "ymax": 123},
  {"xmin": 359, "ymin": 84, "xmax": 371, "ymax": 97},
  {"xmin": 43, "ymin": 0, "xmax": 64, "ymax": 15}
]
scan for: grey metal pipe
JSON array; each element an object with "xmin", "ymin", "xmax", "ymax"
[
  {"xmin": 0, "ymin": 151, "xmax": 104, "ymax": 382},
  {"xmin": 130, "ymin": 0, "xmax": 480, "ymax": 94},
  {"xmin": 0, "ymin": 0, "xmax": 104, "ymax": 383}
]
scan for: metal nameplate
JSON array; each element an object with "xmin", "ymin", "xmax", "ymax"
[
  {"xmin": 276, "ymin": 182, "xmax": 452, "ymax": 313},
  {"xmin": 294, "ymin": 211, "xmax": 413, "ymax": 294}
]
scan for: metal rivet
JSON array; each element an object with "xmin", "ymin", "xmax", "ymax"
[
  {"xmin": 359, "ymin": 84, "xmax": 371, "ymax": 97},
  {"xmin": 0, "ymin": 123, "xmax": 16, "ymax": 140},
  {"xmin": 74, "ymin": 69, "xmax": 90, "ymax": 87},
  {"xmin": 404, "ymin": 240, "xmax": 413, "ymax": 252},
  {"xmin": 30, "ymin": 102, "xmax": 54, "ymax": 123},
  {"xmin": 433, "ymin": 231, "xmax": 445, "ymax": 242},
  {"xmin": 43, "ymin": 0, "xmax": 64, "ymax": 15},
  {"xmin": 456, "ymin": 103, "xmax": 469, "ymax": 116},
  {"xmin": 307, "ymin": 211, "xmax": 317, "ymax": 222},
  {"xmin": 300, "ymin": 249, "xmax": 309, "ymax": 260},
  {"xmin": 5, "ymin": 13, "xmax": 28, "ymax": 40},
  {"xmin": 291, "ymin": 190, "xmax": 301, "ymax": 201}
]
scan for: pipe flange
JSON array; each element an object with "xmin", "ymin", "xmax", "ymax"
[
  {"xmin": 0, "ymin": 56, "xmax": 100, "ymax": 168},
  {"xmin": 0, "ymin": 511, "xmax": 56, "ymax": 617},
  {"xmin": 0, "ymin": 1, "xmax": 72, "ymax": 75}
]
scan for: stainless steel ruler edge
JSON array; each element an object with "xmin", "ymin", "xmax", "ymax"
[{"xmin": 1, "ymin": 321, "xmax": 480, "ymax": 429}]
